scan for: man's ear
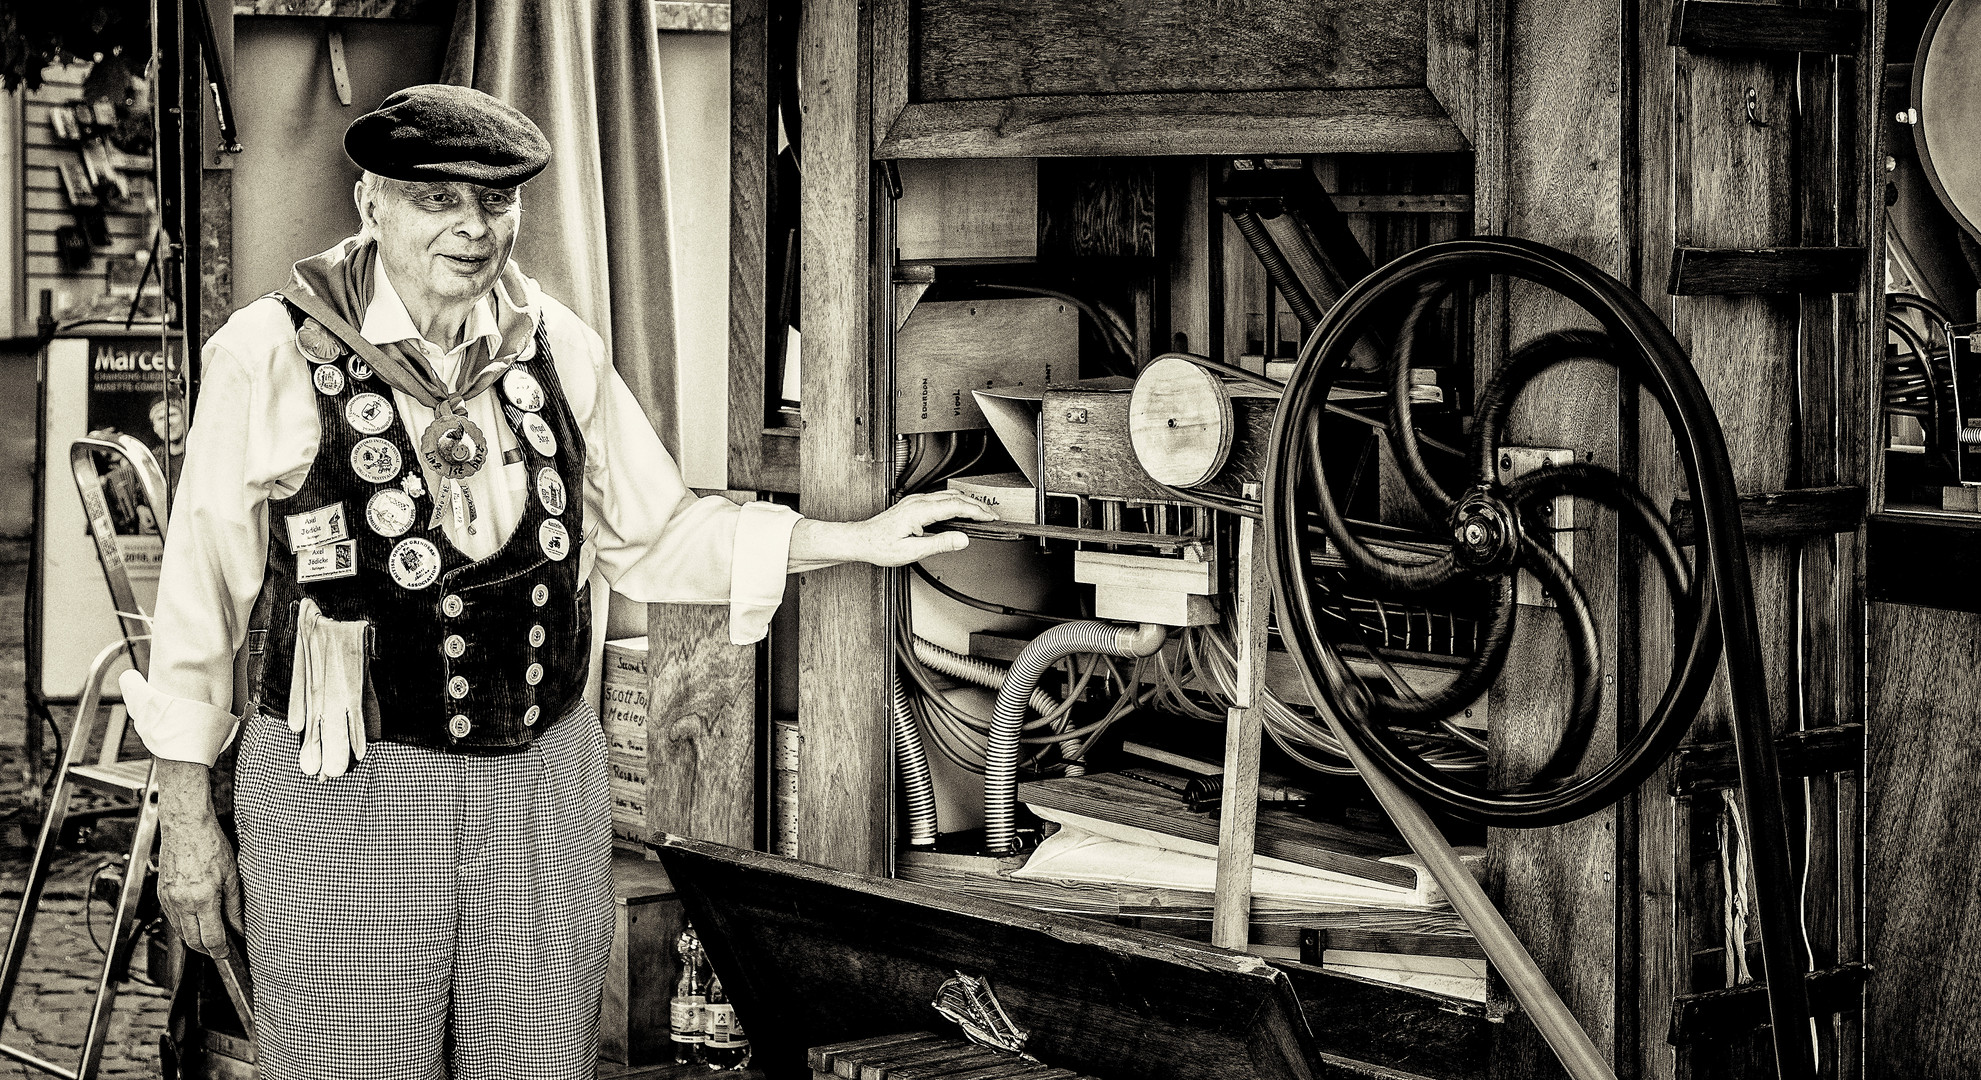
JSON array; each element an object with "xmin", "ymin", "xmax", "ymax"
[{"xmin": 354, "ymin": 180, "xmax": 375, "ymax": 233}]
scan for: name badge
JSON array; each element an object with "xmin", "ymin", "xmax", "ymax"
[
  {"xmin": 296, "ymin": 539, "xmax": 358, "ymax": 583},
  {"xmin": 286, "ymin": 502, "xmax": 348, "ymax": 553}
]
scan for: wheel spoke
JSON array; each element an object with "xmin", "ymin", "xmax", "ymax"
[
  {"xmin": 1299, "ymin": 410, "xmax": 1462, "ymax": 594},
  {"xmin": 1387, "ymin": 281, "xmax": 1463, "ymax": 516},
  {"xmin": 1474, "ymin": 330, "xmax": 1618, "ymax": 487},
  {"xmin": 1516, "ymin": 537, "xmax": 1604, "ymax": 783}
]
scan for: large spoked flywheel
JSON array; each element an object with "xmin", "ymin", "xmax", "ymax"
[{"xmin": 1264, "ymin": 237, "xmax": 1742, "ymax": 829}]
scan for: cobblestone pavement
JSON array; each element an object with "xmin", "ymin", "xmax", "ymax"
[{"xmin": 0, "ymin": 544, "xmax": 171, "ymax": 1078}]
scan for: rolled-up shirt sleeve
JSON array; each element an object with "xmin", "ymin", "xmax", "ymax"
[
  {"xmin": 135, "ymin": 340, "xmax": 283, "ymax": 765},
  {"xmin": 580, "ymin": 337, "xmax": 800, "ymax": 645}
]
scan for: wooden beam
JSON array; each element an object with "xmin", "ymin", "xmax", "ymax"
[
  {"xmin": 1665, "ymin": 246, "xmax": 1867, "ymax": 295},
  {"xmin": 796, "ymin": 0, "xmax": 890, "ymax": 876},
  {"xmin": 727, "ymin": 0, "xmax": 770, "ymax": 491},
  {"xmin": 1211, "ymin": 511, "xmax": 1269, "ymax": 950},
  {"xmin": 876, "ymin": 89, "xmax": 1470, "ymax": 160},
  {"xmin": 1666, "ymin": 485, "xmax": 1867, "ymax": 545},
  {"xmin": 1668, "ymin": 2, "xmax": 1864, "ymax": 55},
  {"xmin": 1666, "ymin": 963, "xmax": 1870, "ymax": 1044},
  {"xmin": 1668, "ymin": 724, "xmax": 1864, "ymax": 797}
]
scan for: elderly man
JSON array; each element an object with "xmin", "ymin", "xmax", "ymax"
[{"xmin": 126, "ymin": 85, "xmax": 993, "ymax": 1079}]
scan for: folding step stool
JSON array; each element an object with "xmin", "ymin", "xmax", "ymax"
[{"xmin": 0, "ymin": 436, "xmax": 252, "ymax": 1080}]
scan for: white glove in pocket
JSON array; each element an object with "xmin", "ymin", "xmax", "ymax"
[{"xmin": 287, "ymin": 599, "xmax": 370, "ymax": 780}]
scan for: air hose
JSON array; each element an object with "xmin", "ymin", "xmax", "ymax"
[
  {"xmin": 983, "ymin": 622, "xmax": 1165, "ymax": 855},
  {"xmin": 891, "ymin": 671, "xmax": 939, "ymax": 847},
  {"xmin": 911, "ymin": 636, "xmax": 1063, "ymax": 720},
  {"xmin": 1260, "ymin": 236, "xmax": 1812, "ymax": 1080}
]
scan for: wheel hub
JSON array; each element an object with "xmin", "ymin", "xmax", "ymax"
[{"xmin": 1451, "ymin": 489, "xmax": 1519, "ymax": 572}]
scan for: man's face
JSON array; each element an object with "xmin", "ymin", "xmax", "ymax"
[
  {"xmin": 150, "ymin": 401, "xmax": 185, "ymax": 445},
  {"xmin": 363, "ymin": 179, "xmax": 520, "ymax": 310}
]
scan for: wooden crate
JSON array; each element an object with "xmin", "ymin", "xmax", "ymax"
[{"xmin": 601, "ymin": 851, "xmax": 686, "ymax": 1067}]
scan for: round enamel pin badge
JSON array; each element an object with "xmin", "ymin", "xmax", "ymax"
[
  {"xmin": 366, "ymin": 488, "xmax": 418, "ymax": 537},
  {"xmin": 535, "ymin": 467, "xmax": 567, "ymax": 516},
  {"xmin": 502, "ymin": 368, "xmax": 546, "ymax": 412},
  {"xmin": 297, "ymin": 319, "xmax": 344, "ymax": 362},
  {"xmin": 538, "ymin": 518, "xmax": 571, "ymax": 561},
  {"xmin": 346, "ymin": 393, "xmax": 394, "ymax": 435},
  {"xmin": 388, "ymin": 536, "xmax": 442, "ymax": 590},
  {"xmin": 313, "ymin": 363, "xmax": 346, "ymax": 396},
  {"xmin": 350, "ymin": 437, "xmax": 403, "ymax": 484},
  {"xmin": 347, "ymin": 354, "xmax": 374, "ymax": 382},
  {"xmin": 518, "ymin": 412, "xmax": 557, "ymax": 457}
]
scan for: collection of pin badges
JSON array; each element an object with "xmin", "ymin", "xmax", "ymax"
[
  {"xmin": 290, "ymin": 320, "xmax": 574, "ymax": 589},
  {"xmin": 289, "ymin": 318, "xmax": 575, "ymax": 737}
]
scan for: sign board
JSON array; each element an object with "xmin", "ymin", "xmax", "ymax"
[{"xmin": 37, "ymin": 331, "xmax": 188, "ymax": 700}]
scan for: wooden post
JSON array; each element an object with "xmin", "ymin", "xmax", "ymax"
[
  {"xmin": 796, "ymin": 0, "xmax": 892, "ymax": 877},
  {"xmin": 1211, "ymin": 495, "xmax": 1270, "ymax": 951}
]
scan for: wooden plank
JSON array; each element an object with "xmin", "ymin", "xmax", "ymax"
[
  {"xmin": 911, "ymin": 0, "xmax": 1425, "ymax": 101},
  {"xmin": 875, "ymin": 90, "xmax": 1470, "ymax": 159},
  {"xmin": 1665, "ymin": 963, "xmax": 1869, "ymax": 1044},
  {"xmin": 1665, "ymin": 485, "xmax": 1867, "ymax": 545},
  {"xmin": 894, "ymin": 158, "xmax": 1037, "ymax": 262},
  {"xmin": 645, "ymin": 601, "xmax": 758, "ymax": 850},
  {"xmin": 1072, "ymin": 551, "xmax": 1216, "ymax": 595},
  {"xmin": 231, "ymin": 0, "xmax": 449, "ymax": 18},
  {"xmin": 1867, "ymin": 601, "xmax": 1981, "ymax": 1073},
  {"xmin": 1836, "ymin": 5, "xmax": 1880, "ymax": 1075},
  {"xmin": 871, "ymin": 0, "xmax": 909, "ymax": 151},
  {"xmin": 1665, "ymin": 246, "xmax": 1866, "ymax": 295},
  {"xmin": 1486, "ymin": 0, "xmax": 1625, "ymax": 1073},
  {"xmin": 1331, "ymin": 194, "xmax": 1474, "ymax": 215},
  {"xmin": 1667, "ymin": 724, "xmax": 1863, "ymax": 797},
  {"xmin": 761, "ymin": 429, "xmax": 800, "ymax": 494},
  {"xmin": 1425, "ymin": 0, "xmax": 1480, "ymax": 147},
  {"xmin": 728, "ymin": 0, "xmax": 771, "ymax": 491},
  {"xmin": 796, "ymin": 0, "xmax": 891, "ymax": 877},
  {"xmin": 1667, "ymin": 2, "xmax": 1863, "ymax": 54},
  {"xmin": 1016, "ymin": 773, "xmax": 1421, "ymax": 889},
  {"xmin": 1211, "ymin": 510, "xmax": 1270, "ymax": 949}
]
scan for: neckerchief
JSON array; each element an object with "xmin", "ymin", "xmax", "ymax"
[{"xmin": 281, "ymin": 237, "xmax": 536, "ymax": 420}]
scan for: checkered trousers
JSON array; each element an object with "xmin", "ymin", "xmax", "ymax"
[{"xmin": 233, "ymin": 700, "xmax": 615, "ymax": 1080}]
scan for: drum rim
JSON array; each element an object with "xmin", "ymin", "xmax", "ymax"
[{"xmin": 1915, "ymin": 0, "xmax": 1981, "ymax": 246}]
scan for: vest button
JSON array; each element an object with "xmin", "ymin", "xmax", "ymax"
[
  {"xmin": 530, "ymin": 583, "xmax": 549, "ymax": 607},
  {"xmin": 528, "ymin": 624, "xmax": 546, "ymax": 648},
  {"xmin": 448, "ymin": 714, "xmax": 472, "ymax": 738},
  {"xmin": 442, "ymin": 594, "xmax": 465, "ymax": 618},
  {"xmin": 523, "ymin": 704, "xmax": 542, "ymax": 726},
  {"xmin": 442, "ymin": 634, "xmax": 468, "ymax": 658},
  {"xmin": 448, "ymin": 675, "xmax": 470, "ymax": 699},
  {"xmin": 525, "ymin": 662, "xmax": 544, "ymax": 686}
]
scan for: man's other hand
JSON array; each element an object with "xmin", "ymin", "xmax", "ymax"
[
  {"xmin": 790, "ymin": 491, "xmax": 1000, "ymax": 569},
  {"xmin": 154, "ymin": 759, "xmax": 245, "ymax": 957}
]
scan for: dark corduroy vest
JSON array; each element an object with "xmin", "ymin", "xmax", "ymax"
[{"xmin": 246, "ymin": 301, "xmax": 589, "ymax": 752}]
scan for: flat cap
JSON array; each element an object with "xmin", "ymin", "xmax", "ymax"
[{"xmin": 344, "ymin": 84, "xmax": 550, "ymax": 187}]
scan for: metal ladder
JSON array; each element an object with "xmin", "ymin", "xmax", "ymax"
[{"xmin": 0, "ymin": 436, "xmax": 251, "ymax": 1079}]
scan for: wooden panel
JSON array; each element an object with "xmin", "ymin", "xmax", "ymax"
[
  {"xmin": 895, "ymin": 158, "xmax": 1037, "ymax": 262},
  {"xmin": 912, "ymin": 0, "xmax": 1425, "ymax": 101},
  {"xmin": 1666, "ymin": 485, "xmax": 1867, "ymax": 545},
  {"xmin": 1867, "ymin": 602, "xmax": 1981, "ymax": 1073},
  {"xmin": 1486, "ymin": 1, "xmax": 1625, "ymax": 1075},
  {"xmin": 729, "ymin": 0, "xmax": 771, "ymax": 491},
  {"xmin": 895, "ymin": 299, "xmax": 1073, "ymax": 434},
  {"xmin": 645, "ymin": 600, "xmax": 758, "ymax": 850},
  {"xmin": 601, "ymin": 854, "xmax": 686, "ymax": 1066},
  {"xmin": 1037, "ymin": 158, "xmax": 1158, "ymax": 260},
  {"xmin": 797, "ymin": 0, "xmax": 892, "ymax": 877},
  {"xmin": 1667, "ymin": 2, "xmax": 1864, "ymax": 54},
  {"xmin": 1665, "ymin": 246, "xmax": 1867, "ymax": 295},
  {"xmin": 875, "ymin": 90, "xmax": 1470, "ymax": 160}
]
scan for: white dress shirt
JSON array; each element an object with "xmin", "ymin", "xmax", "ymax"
[{"xmin": 134, "ymin": 261, "xmax": 802, "ymax": 765}]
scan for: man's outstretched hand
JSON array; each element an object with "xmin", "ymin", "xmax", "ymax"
[{"xmin": 790, "ymin": 491, "xmax": 1000, "ymax": 569}]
